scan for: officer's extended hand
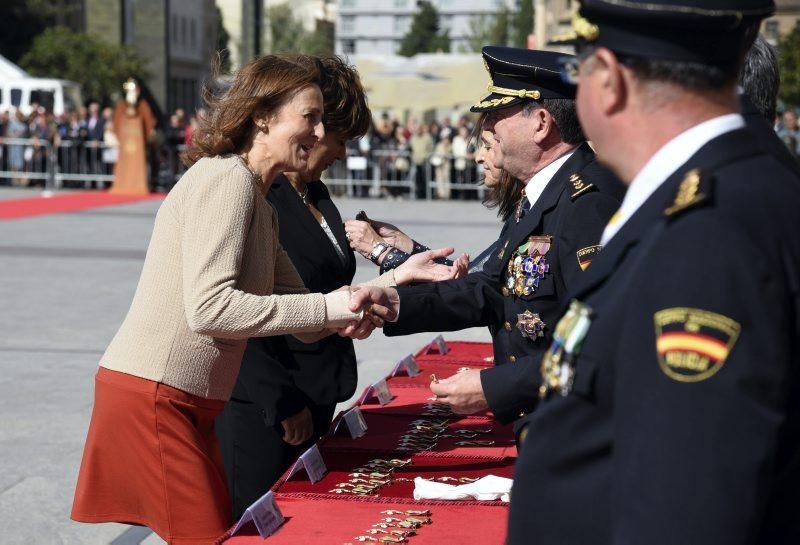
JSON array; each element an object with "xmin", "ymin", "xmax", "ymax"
[
  {"xmin": 281, "ymin": 406, "xmax": 313, "ymax": 446},
  {"xmin": 394, "ymin": 247, "xmax": 467, "ymax": 285},
  {"xmin": 429, "ymin": 369, "xmax": 488, "ymax": 414},
  {"xmin": 349, "ymin": 286, "xmax": 400, "ymax": 322}
]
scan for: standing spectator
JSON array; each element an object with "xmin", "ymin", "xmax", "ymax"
[
  {"xmin": 0, "ymin": 110, "xmax": 9, "ymax": 137},
  {"xmin": 439, "ymin": 117, "xmax": 453, "ymax": 141},
  {"xmin": 184, "ymin": 115, "xmax": 198, "ymax": 147},
  {"xmin": 102, "ymin": 117, "xmax": 119, "ymax": 178},
  {"xmin": 409, "ymin": 124, "xmax": 434, "ymax": 199},
  {"xmin": 429, "ymin": 121, "xmax": 441, "ymax": 144},
  {"xmin": 777, "ymin": 110, "xmax": 800, "ymax": 156},
  {"xmin": 85, "ymin": 102, "xmax": 104, "ymax": 141},
  {"xmin": 7, "ymin": 110, "xmax": 28, "ymax": 186},
  {"xmin": 451, "ymin": 125, "xmax": 470, "ymax": 199},
  {"xmin": 166, "ymin": 114, "xmax": 186, "ymax": 177},
  {"xmin": 432, "ymin": 134, "xmax": 451, "ymax": 199},
  {"xmin": 387, "ymin": 125, "xmax": 409, "ymax": 197},
  {"xmin": 0, "ymin": 110, "xmax": 8, "ymax": 182}
]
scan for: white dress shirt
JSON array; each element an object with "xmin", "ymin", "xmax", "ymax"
[
  {"xmin": 600, "ymin": 114, "xmax": 745, "ymax": 246},
  {"xmin": 523, "ymin": 150, "xmax": 575, "ymax": 208}
]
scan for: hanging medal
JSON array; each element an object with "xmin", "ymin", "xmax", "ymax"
[{"xmin": 539, "ymin": 299, "xmax": 593, "ymax": 399}]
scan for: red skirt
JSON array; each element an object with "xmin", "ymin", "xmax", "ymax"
[{"xmin": 72, "ymin": 367, "xmax": 231, "ymax": 544}]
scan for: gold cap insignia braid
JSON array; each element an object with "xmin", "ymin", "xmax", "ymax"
[{"xmin": 550, "ymin": 14, "xmax": 601, "ymax": 43}]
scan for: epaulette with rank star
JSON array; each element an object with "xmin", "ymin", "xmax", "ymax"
[
  {"xmin": 569, "ymin": 173, "xmax": 597, "ymax": 201},
  {"xmin": 664, "ymin": 168, "xmax": 712, "ymax": 217}
]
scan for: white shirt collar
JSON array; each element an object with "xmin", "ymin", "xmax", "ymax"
[
  {"xmin": 600, "ymin": 113, "xmax": 745, "ymax": 246},
  {"xmin": 524, "ymin": 150, "xmax": 575, "ymax": 207}
]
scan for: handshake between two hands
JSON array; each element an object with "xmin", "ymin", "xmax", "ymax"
[{"xmin": 334, "ymin": 246, "xmax": 469, "ymax": 341}]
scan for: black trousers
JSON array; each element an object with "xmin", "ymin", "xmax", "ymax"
[{"xmin": 215, "ymin": 399, "xmax": 336, "ymax": 520}]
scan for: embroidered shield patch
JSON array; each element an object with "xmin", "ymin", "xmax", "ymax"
[
  {"xmin": 654, "ymin": 308, "xmax": 741, "ymax": 382},
  {"xmin": 576, "ymin": 245, "xmax": 602, "ymax": 271}
]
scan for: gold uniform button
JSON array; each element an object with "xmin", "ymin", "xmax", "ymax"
[
  {"xmin": 509, "ymin": 355, "xmax": 516, "ymax": 363},
  {"xmin": 501, "ymin": 287, "xmax": 509, "ymax": 297},
  {"xmin": 504, "ymin": 321, "xmax": 512, "ymax": 331}
]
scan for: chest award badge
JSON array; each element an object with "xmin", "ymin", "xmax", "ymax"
[
  {"xmin": 539, "ymin": 299, "xmax": 593, "ymax": 399},
  {"xmin": 505, "ymin": 235, "xmax": 552, "ymax": 297}
]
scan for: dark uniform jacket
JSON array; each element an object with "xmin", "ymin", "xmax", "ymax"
[
  {"xmin": 508, "ymin": 128, "xmax": 800, "ymax": 545},
  {"xmin": 228, "ymin": 176, "xmax": 358, "ymax": 428},
  {"xmin": 385, "ymin": 142, "xmax": 625, "ymax": 422}
]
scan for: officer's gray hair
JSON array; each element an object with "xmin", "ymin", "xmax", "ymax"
[
  {"xmin": 522, "ymin": 99, "xmax": 586, "ymax": 145},
  {"xmin": 740, "ymin": 35, "xmax": 779, "ymax": 122}
]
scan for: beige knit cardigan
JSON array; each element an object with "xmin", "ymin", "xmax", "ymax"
[{"xmin": 101, "ymin": 155, "xmax": 394, "ymax": 400}]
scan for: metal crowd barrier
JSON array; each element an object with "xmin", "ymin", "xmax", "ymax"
[
  {"xmin": 0, "ymin": 138, "xmax": 485, "ymax": 200},
  {"xmin": 0, "ymin": 137, "xmax": 114, "ymax": 191},
  {"xmin": 322, "ymin": 148, "xmax": 485, "ymax": 200}
]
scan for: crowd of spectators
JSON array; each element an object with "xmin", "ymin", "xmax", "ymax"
[
  {"xmin": 3, "ymin": 101, "xmax": 798, "ymax": 196},
  {"xmin": 347, "ymin": 112, "xmax": 482, "ymax": 200},
  {"xmin": 0, "ymin": 102, "xmax": 202, "ymax": 190}
]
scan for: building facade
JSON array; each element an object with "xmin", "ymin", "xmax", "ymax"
[
  {"xmin": 762, "ymin": 0, "xmax": 800, "ymax": 44},
  {"xmin": 77, "ymin": 0, "xmax": 218, "ymax": 115},
  {"xmin": 335, "ymin": 0, "xmax": 514, "ymax": 56}
]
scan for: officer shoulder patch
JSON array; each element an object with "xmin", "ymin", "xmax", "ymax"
[
  {"xmin": 576, "ymin": 245, "xmax": 602, "ymax": 270},
  {"xmin": 569, "ymin": 173, "xmax": 597, "ymax": 201},
  {"xmin": 654, "ymin": 307, "xmax": 741, "ymax": 383},
  {"xmin": 664, "ymin": 168, "xmax": 710, "ymax": 217}
]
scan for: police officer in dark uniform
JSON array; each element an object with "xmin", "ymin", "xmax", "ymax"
[
  {"xmin": 506, "ymin": 1, "xmax": 800, "ymax": 543},
  {"xmin": 351, "ymin": 48, "xmax": 624, "ymax": 424}
]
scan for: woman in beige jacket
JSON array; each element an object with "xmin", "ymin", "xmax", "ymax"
[{"xmin": 71, "ymin": 55, "xmax": 394, "ymax": 544}]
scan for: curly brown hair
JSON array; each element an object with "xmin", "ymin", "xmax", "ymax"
[
  {"xmin": 318, "ymin": 56, "xmax": 371, "ymax": 140},
  {"xmin": 184, "ymin": 54, "xmax": 322, "ymax": 167}
]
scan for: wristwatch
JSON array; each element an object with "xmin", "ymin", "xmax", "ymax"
[{"xmin": 369, "ymin": 241, "xmax": 392, "ymax": 264}]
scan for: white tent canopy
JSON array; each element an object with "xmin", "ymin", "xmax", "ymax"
[
  {"xmin": 0, "ymin": 55, "xmax": 29, "ymax": 80},
  {"xmin": 349, "ymin": 53, "xmax": 486, "ymax": 117}
]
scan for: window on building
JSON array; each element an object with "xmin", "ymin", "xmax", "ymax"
[
  {"xmin": 394, "ymin": 0, "xmax": 406, "ymax": 8},
  {"xmin": 765, "ymin": 20, "xmax": 780, "ymax": 43},
  {"xmin": 341, "ymin": 16, "xmax": 355, "ymax": 34},
  {"xmin": 440, "ymin": 15, "xmax": 453, "ymax": 32},
  {"xmin": 181, "ymin": 16, "xmax": 187, "ymax": 47},
  {"xmin": 30, "ymin": 90, "xmax": 55, "ymax": 112},
  {"xmin": 342, "ymin": 40, "xmax": 356, "ymax": 54},
  {"xmin": 341, "ymin": 0, "xmax": 355, "ymax": 7},
  {"xmin": 172, "ymin": 15, "xmax": 178, "ymax": 44},
  {"xmin": 10, "ymin": 89, "xmax": 21, "ymax": 107},
  {"xmin": 190, "ymin": 19, "xmax": 196, "ymax": 49}
]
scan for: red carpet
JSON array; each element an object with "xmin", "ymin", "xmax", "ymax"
[{"xmin": 0, "ymin": 191, "xmax": 164, "ymax": 220}]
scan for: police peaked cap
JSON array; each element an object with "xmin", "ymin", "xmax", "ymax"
[
  {"xmin": 470, "ymin": 47, "xmax": 577, "ymax": 113},
  {"xmin": 551, "ymin": 0, "xmax": 775, "ymax": 64}
]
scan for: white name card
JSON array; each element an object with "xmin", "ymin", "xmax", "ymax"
[
  {"xmin": 429, "ymin": 335, "xmax": 450, "ymax": 355},
  {"xmin": 343, "ymin": 406, "xmax": 368, "ymax": 438},
  {"xmin": 231, "ymin": 491, "xmax": 284, "ymax": 538},
  {"xmin": 391, "ymin": 354, "xmax": 420, "ymax": 377},
  {"xmin": 288, "ymin": 444, "xmax": 328, "ymax": 483}
]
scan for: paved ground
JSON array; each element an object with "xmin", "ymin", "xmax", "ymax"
[{"xmin": 0, "ymin": 187, "xmax": 500, "ymax": 545}]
